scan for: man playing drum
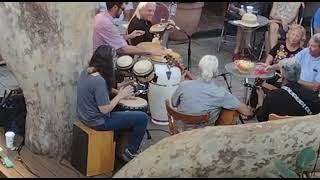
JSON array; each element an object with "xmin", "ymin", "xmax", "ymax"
[
  {"xmin": 77, "ymin": 45, "xmax": 148, "ymax": 162},
  {"xmin": 171, "ymin": 55, "xmax": 253, "ymax": 126},
  {"xmin": 93, "ymin": 2, "xmax": 165, "ymax": 57}
]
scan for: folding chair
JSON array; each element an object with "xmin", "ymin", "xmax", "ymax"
[
  {"xmin": 217, "ymin": 3, "xmax": 238, "ymax": 52},
  {"xmin": 165, "ymin": 99, "xmax": 209, "ymax": 135}
]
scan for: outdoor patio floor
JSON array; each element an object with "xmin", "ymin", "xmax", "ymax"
[{"xmin": 0, "ymin": 35, "xmax": 263, "ymax": 177}]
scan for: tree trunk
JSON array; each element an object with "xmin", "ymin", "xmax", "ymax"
[
  {"xmin": 0, "ymin": 2, "xmax": 94, "ymax": 157},
  {"xmin": 114, "ymin": 115, "xmax": 320, "ymax": 178}
]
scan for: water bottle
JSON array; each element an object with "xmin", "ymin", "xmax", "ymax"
[{"xmin": 240, "ymin": 5, "xmax": 245, "ymax": 12}]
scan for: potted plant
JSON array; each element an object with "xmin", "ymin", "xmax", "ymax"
[{"xmin": 169, "ymin": 2, "xmax": 205, "ymax": 41}]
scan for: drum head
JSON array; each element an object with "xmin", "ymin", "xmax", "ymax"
[
  {"xmin": 119, "ymin": 97, "xmax": 148, "ymax": 108},
  {"xmin": 150, "ymin": 24, "xmax": 166, "ymax": 33},
  {"xmin": 116, "ymin": 55, "xmax": 134, "ymax": 70},
  {"xmin": 133, "ymin": 59, "xmax": 155, "ymax": 82},
  {"xmin": 133, "ymin": 59, "xmax": 153, "ymax": 76},
  {"xmin": 136, "ymin": 42, "xmax": 167, "ymax": 63}
]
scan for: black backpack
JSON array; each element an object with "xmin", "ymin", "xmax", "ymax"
[{"xmin": 0, "ymin": 89, "xmax": 26, "ymax": 137}]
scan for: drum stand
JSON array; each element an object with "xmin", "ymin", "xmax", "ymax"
[{"xmin": 178, "ymin": 29, "xmax": 192, "ymax": 71}]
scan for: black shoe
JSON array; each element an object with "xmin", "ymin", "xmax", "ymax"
[{"xmin": 120, "ymin": 148, "xmax": 138, "ymax": 162}]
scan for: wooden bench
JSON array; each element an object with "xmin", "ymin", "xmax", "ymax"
[{"xmin": 71, "ymin": 121, "xmax": 115, "ymax": 177}]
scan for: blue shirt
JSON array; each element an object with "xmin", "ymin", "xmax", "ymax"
[
  {"xmin": 313, "ymin": 8, "xmax": 320, "ymax": 29},
  {"xmin": 294, "ymin": 48, "xmax": 320, "ymax": 82},
  {"xmin": 77, "ymin": 70, "xmax": 110, "ymax": 127},
  {"xmin": 171, "ymin": 79, "xmax": 241, "ymax": 124}
]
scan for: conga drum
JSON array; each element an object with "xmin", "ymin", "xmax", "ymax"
[
  {"xmin": 115, "ymin": 97, "xmax": 148, "ymax": 158},
  {"xmin": 132, "ymin": 59, "xmax": 155, "ymax": 83},
  {"xmin": 116, "ymin": 55, "xmax": 134, "ymax": 73},
  {"xmin": 148, "ymin": 63, "xmax": 181, "ymax": 125},
  {"xmin": 115, "ymin": 55, "xmax": 135, "ymax": 83},
  {"xmin": 117, "ymin": 97, "xmax": 148, "ymax": 113}
]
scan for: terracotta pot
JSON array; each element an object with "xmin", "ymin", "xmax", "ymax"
[{"xmin": 169, "ymin": 2, "xmax": 204, "ymax": 41}]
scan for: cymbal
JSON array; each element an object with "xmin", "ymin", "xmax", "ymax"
[{"xmin": 149, "ymin": 24, "xmax": 166, "ymax": 33}]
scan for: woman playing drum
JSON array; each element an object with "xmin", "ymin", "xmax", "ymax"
[{"xmin": 76, "ymin": 45, "xmax": 148, "ymax": 162}]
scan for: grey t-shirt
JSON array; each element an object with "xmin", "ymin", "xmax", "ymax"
[
  {"xmin": 171, "ymin": 79, "xmax": 241, "ymax": 124},
  {"xmin": 77, "ymin": 70, "xmax": 110, "ymax": 127}
]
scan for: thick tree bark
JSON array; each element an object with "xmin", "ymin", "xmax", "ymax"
[
  {"xmin": 0, "ymin": 2, "xmax": 94, "ymax": 157},
  {"xmin": 114, "ymin": 115, "xmax": 320, "ymax": 178}
]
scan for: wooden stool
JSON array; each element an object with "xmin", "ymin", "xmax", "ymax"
[{"xmin": 71, "ymin": 121, "xmax": 115, "ymax": 176}]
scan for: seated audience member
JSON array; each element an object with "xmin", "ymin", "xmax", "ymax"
[
  {"xmin": 171, "ymin": 55, "xmax": 253, "ymax": 125},
  {"xmin": 228, "ymin": 2, "xmax": 270, "ymax": 61},
  {"xmin": 267, "ymin": 33, "xmax": 320, "ymax": 92},
  {"xmin": 264, "ymin": 24, "xmax": 306, "ymax": 87},
  {"xmin": 93, "ymin": 2, "xmax": 165, "ymax": 57},
  {"xmin": 127, "ymin": 2, "xmax": 156, "ymax": 46},
  {"xmin": 77, "ymin": 45, "xmax": 148, "ymax": 162},
  {"xmin": 256, "ymin": 58, "xmax": 320, "ymax": 122},
  {"xmin": 265, "ymin": 2, "xmax": 303, "ymax": 53},
  {"xmin": 313, "ymin": 8, "xmax": 320, "ymax": 34}
]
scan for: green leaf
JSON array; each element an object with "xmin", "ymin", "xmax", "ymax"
[
  {"xmin": 274, "ymin": 160, "xmax": 299, "ymax": 178},
  {"xmin": 296, "ymin": 147, "xmax": 316, "ymax": 171}
]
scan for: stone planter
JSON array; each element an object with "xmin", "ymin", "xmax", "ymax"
[{"xmin": 169, "ymin": 2, "xmax": 204, "ymax": 41}]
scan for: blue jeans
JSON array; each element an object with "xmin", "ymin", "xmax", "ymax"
[{"xmin": 94, "ymin": 111, "xmax": 148, "ymax": 154}]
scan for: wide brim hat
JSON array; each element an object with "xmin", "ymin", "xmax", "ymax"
[
  {"xmin": 116, "ymin": 55, "xmax": 134, "ymax": 70},
  {"xmin": 239, "ymin": 13, "xmax": 259, "ymax": 28}
]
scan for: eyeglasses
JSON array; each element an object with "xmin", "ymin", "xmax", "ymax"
[{"xmin": 118, "ymin": 5, "xmax": 125, "ymax": 11}]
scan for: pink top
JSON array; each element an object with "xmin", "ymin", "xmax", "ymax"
[{"xmin": 93, "ymin": 12, "xmax": 128, "ymax": 51}]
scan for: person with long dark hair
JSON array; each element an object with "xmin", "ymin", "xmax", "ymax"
[{"xmin": 77, "ymin": 45, "xmax": 148, "ymax": 162}]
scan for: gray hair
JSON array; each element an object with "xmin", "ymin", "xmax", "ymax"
[
  {"xmin": 198, "ymin": 55, "xmax": 219, "ymax": 81},
  {"xmin": 279, "ymin": 57, "xmax": 301, "ymax": 83},
  {"xmin": 312, "ymin": 33, "xmax": 320, "ymax": 46},
  {"xmin": 132, "ymin": 2, "xmax": 156, "ymax": 20}
]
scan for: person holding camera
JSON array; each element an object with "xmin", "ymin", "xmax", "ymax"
[{"xmin": 77, "ymin": 45, "xmax": 148, "ymax": 162}]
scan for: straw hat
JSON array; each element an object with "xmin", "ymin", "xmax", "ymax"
[
  {"xmin": 133, "ymin": 59, "xmax": 155, "ymax": 82},
  {"xmin": 239, "ymin": 13, "xmax": 259, "ymax": 28},
  {"xmin": 116, "ymin": 55, "xmax": 134, "ymax": 70}
]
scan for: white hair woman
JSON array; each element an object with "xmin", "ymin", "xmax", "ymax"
[
  {"xmin": 127, "ymin": 2, "xmax": 157, "ymax": 46},
  {"xmin": 256, "ymin": 57, "xmax": 320, "ymax": 121},
  {"xmin": 171, "ymin": 55, "xmax": 253, "ymax": 127}
]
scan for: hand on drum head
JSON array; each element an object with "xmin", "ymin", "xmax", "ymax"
[
  {"xmin": 147, "ymin": 48, "xmax": 166, "ymax": 57},
  {"xmin": 118, "ymin": 85, "xmax": 134, "ymax": 100}
]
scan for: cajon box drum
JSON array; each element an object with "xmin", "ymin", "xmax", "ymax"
[{"xmin": 71, "ymin": 121, "xmax": 115, "ymax": 176}]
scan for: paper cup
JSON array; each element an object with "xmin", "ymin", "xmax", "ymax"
[
  {"xmin": 5, "ymin": 131, "xmax": 15, "ymax": 149},
  {"xmin": 246, "ymin": 6, "xmax": 254, "ymax": 13}
]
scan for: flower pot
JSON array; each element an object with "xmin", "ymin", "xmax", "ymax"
[{"xmin": 169, "ymin": 2, "xmax": 204, "ymax": 41}]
